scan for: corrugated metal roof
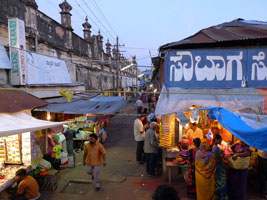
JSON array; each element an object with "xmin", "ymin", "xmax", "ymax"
[
  {"xmin": 160, "ymin": 19, "xmax": 267, "ymax": 51},
  {"xmin": 0, "ymin": 90, "xmax": 48, "ymax": 113}
]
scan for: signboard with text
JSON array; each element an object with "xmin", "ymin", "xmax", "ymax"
[
  {"xmin": 26, "ymin": 52, "xmax": 72, "ymax": 85},
  {"xmin": 8, "ymin": 18, "xmax": 26, "ymax": 85},
  {"xmin": 165, "ymin": 49, "xmax": 267, "ymax": 88}
]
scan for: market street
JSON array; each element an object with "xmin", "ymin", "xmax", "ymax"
[
  {"xmin": 37, "ymin": 101, "xmax": 263, "ymax": 200},
  {"xmin": 37, "ymin": 101, "xmax": 186, "ymax": 200}
]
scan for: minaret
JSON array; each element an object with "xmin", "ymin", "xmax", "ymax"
[
  {"xmin": 82, "ymin": 16, "xmax": 91, "ymax": 42},
  {"xmin": 59, "ymin": 0, "xmax": 73, "ymax": 31},
  {"xmin": 106, "ymin": 39, "xmax": 111, "ymax": 56},
  {"xmin": 97, "ymin": 30, "xmax": 103, "ymax": 50}
]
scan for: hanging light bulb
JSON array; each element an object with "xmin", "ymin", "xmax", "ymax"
[{"xmin": 47, "ymin": 112, "xmax": 51, "ymax": 120}]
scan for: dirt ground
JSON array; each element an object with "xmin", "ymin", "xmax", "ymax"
[{"xmin": 39, "ymin": 101, "xmax": 265, "ymax": 200}]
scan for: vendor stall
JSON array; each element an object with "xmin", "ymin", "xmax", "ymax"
[
  {"xmin": 154, "ymin": 47, "xmax": 267, "ymax": 182},
  {"xmin": 34, "ymin": 94, "xmax": 128, "ymax": 145},
  {"xmin": 0, "ymin": 111, "xmax": 65, "ymax": 197}
]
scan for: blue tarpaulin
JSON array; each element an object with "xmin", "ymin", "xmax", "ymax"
[
  {"xmin": 37, "ymin": 96, "xmax": 128, "ymax": 114},
  {"xmin": 205, "ymin": 107, "xmax": 267, "ymax": 151}
]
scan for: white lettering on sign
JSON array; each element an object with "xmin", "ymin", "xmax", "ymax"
[
  {"xmin": 169, "ymin": 51, "xmax": 243, "ymax": 82},
  {"xmin": 251, "ymin": 51, "xmax": 267, "ymax": 81},
  {"xmin": 170, "ymin": 51, "xmax": 193, "ymax": 82},
  {"xmin": 9, "ymin": 20, "xmax": 17, "ymax": 47}
]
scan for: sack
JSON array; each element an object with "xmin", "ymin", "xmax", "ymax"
[
  {"xmin": 227, "ymin": 155, "xmax": 250, "ymax": 170},
  {"xmin": 38, "ymin": 159, "xmax": 52, "ymax": 170},
  {"xmin": 60, "ymin": 152, "xmax": 68, "ymax": 165}
]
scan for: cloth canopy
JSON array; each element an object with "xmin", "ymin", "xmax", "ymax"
[
  {"xmin": 206, "ymin": 107, "xmax": 267, "ymax": 151},
  {"xmin": 37, "ymin": 96, "xmax": 128, "ymax": 114},
  {"xmin": 89, "ymin": 95, "xmax": 124, "ymax": 102},
  {"xmin": 155, "ymin": 85, "xmax": 263, "ymax": 115},
  {"xmin": 0, "ymin": 111, "xmax": 66, "ymax": 137}
]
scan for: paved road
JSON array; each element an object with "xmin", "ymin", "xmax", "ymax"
[{"xmin": 40, "ymin": 102, "xmax": 264, "ymax": 200}]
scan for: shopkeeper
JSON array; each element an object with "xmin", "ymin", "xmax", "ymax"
[
  {"xmin": 13, "ymin": 169, "xmax": 39, "ymax": 200},
  {"xmin": 186, "ymin": 123, "xmax": 203, "ymax": 140}
]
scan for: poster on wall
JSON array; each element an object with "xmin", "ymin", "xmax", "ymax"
[
  {"xmin": 0, "ymin": 45, "xmax": 12, "ymax": 69},
  {"xmin": 26, "ymin": 52, "xmax": 72, "ymax": 85}
]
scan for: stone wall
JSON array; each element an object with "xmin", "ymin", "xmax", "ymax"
[{"xmin": 0, "ymin": 0, "xmax": 136, "ymax": 89}]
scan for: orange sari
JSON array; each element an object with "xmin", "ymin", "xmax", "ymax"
[{"xmin": 195, "ymin": 141, "xmax": 216, "ymax": 200}]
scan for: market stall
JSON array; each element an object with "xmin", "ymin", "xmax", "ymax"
[
  {"xmin": 156, "ymin": 88, "xmax": 267, "ymax": 182},
  {"xmin": 0, "ymin": 111, "xmax": 65, "ymax": 196}
]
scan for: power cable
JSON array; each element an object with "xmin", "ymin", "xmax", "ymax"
[
  {"xmin": 0, "ymin": 87, "xmax": 266, "ymax": 97},
  {"xmin": 73, "ymin": 0, "xmax": 116, "ymax": 44},
  {"xmin": 89, "ymin": 0, "xmax": 118, "ymax": 38},
  {"xmin": 124, "ymin": 47, "xmax": 158, "ymax": 51},
  {"xmin": 45, "ymin": 0, "xmax": 86, "ymax": 34},
  {"xmin": 87, "ymin": 0, "xmax": 132, "ymax": 59},
  {"xmin": 81, "ymin": 0, "xmax": 116, "ymax": 42}
]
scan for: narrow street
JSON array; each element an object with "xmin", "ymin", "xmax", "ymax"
[
  {"xmin": 38, "ymin": 102, "xmax": 264, "ymax": 200},
  {"xmin": 39, "ymin": 101, "xmax": 187, "ymax": 200}
]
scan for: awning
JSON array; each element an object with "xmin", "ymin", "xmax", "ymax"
[
  {"xmin": 0, "ymin": 45, "xmax": 12, "ymax": 69},
  {"xmin": 206, "ymin": 107, "xmax": 267, "ymax": 151},
  {"xmin": 0, "ymin": 111, "xmax": 66, "ymax": 137},
  {"xmin": 155, "ymin": 85, "xmax": 263, "ymax": 115},
  {"xmin": 37, "ymin": 96, "xmax": 128, "ymax": 114},
  {"xmin": 44, "ymin": 92, "xmax": 98, "ymax": 103},
  {"xmin": 0, "ymin": 90, "xmax": 48, "ymax": 113},
  {"xmin": 89, "ymin": 95, "xmax": 124, "ymax": 102}
]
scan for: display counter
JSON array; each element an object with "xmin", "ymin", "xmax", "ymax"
[{"xmin": 0, "ymin": 165, "xmax": 30, "ymax": 193}]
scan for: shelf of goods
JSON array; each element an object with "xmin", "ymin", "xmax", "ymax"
[{"xmin": 159, "ymin": 114, "xmax": 175, "ymax": 148}]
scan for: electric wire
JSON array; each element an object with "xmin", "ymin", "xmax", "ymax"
[
  {"xmin": 0, "ymin": 87, "xmax": 265, "ymax": 96},
  {"xmin": 73, "ymin": 0, "xmax": 116, "ymax": 44},
  {"xmin": 81, "ymin": 0, "xmax": 116, "ymax": 42},
  {"xmin": 0, "ymin": 44, "xmax": 153, "ymax": 70}
]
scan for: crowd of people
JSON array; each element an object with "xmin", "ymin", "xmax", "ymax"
[
  {"xmin": 134, "ymin": 94, "xmax": 267, "ymax": 200},
  {"xmin": 182, "ymin": 125, "xmax": 267, "ymax": 200}
]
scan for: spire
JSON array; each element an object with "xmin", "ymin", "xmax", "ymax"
[
  {"xmin": 82, "ymin": 16, "xmax": 91, "ymax": 41},
  {"xmin": 106, "ymin": 39, "xmax": 111, "ymax": 56},
  {"xmin": 97, "ymin": 29, "xmax": 103, "ymax": 50},
  {"xmin": 59, "ymin": 0, "xmax": 73, "ymax": 30}
]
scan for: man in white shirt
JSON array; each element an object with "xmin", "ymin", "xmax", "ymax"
[
  {"xmin": 134, "ymin": 114, "xmax": 147, "ymax": 164},
  {"xmin": 258, "ymin": 150, "xmax": 267, "ymax": 198},
  {"xmin": 186, "ymin": 123, "xmax": 203, "ymax": 140},
  {"xmin": 135, "ymin": 97, "xmax": 143, "ymax": 114}
]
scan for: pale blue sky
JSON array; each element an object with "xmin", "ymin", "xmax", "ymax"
[{"xmin": 36, "ymin": 0, "xmax": 267, "ymax": 69}]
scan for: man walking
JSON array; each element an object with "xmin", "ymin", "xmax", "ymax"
[
  {"xmin": 144, "ymin": 122, "xmax": 159, "ymax": 176},
  {"xmin": 83, "ymin": 134, "xmax": 106, "ymax": 191},
  {"xmin": 135, "ymin": 97, "xmax": 143, "ymax": 114},
  {"xmin": 134, "ymin": 114, "xmax": 147, "ymax": 164}
]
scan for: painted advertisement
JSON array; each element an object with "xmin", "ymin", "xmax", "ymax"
[
  {"xmin": 26, "ymin": 52, "xmax": 72, "ymax": 85},
  {"xmin": 165, "ymin": 49, "xmax": 267, "ymax": 88},
  {"xmin": 8, "ymin": 18, "xmax": 26, "ymax": 85}
]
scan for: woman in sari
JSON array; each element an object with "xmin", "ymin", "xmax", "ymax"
[
  {"xmin": 213, "ymin": 134, "xmax": 228, "ymax": 200},
  {"xmin": 187, "ymin": 138, "xmax": 201, "ymax": 199},
  {"xmin": 195, "ymin": 140, "xmax": 216, "ymax": 200},
  {"xmin": 227, "ymin": 140, "xmax": 250, "ymax": 200}
]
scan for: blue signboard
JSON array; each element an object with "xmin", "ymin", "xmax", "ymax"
[{"xmin": 164, "ymin": 49, "xmax": 267, "ymax": 88}]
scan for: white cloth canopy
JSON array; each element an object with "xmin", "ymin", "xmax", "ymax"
[
  {"xmin": 0, "ymin": 111, "xmax": 66, "ymax": 137},
  {"xmin": 155, "ymin": 85, "xmax": 263, "ymax": 115}
]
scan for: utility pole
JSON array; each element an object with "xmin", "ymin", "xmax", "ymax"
[{"xmin": 116, "ymin": 36, "xmax": 120, "ymax": 95}]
